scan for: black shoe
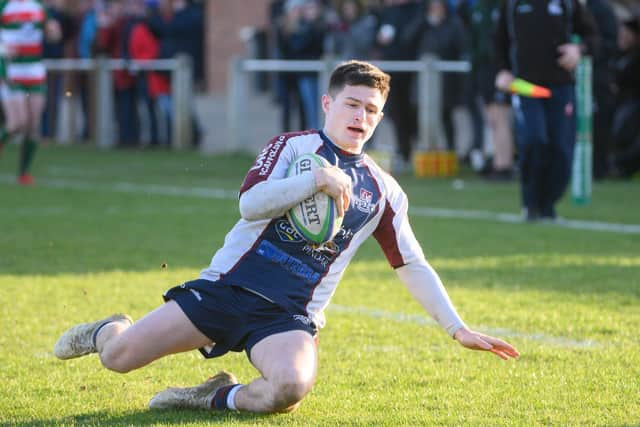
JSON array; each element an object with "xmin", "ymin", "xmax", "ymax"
[
  {"xmin": 486, "ymin": 168, "xmax": 515, "ymax": 182},
  {"xmin": 522, "ymin": 208, "xmax": 540, "ymax": 222}
]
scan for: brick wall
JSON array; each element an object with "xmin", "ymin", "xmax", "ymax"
[{"xmin": 205, "ymin": 0, "xmax": 271, "ymax": 94}]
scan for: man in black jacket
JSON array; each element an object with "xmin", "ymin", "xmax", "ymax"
[
  {"xmin": 375, "ymin": 0, "xmax": 422, "ymax": 171},
  {"xmin": 586, "ymin": 0, "xmax": 619, "ymax": 180},
  {"xmin": 494, "ymin": 0, "xmax": 598, "ymax": 221}
]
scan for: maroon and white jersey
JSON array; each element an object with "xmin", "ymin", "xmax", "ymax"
[{"xmin": 200, "ymin": 130, "xmax": 427, "ymax": 328}]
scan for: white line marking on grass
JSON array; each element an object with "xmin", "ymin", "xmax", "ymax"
[
  {"xmin": 0, "ymin": 175, "xmax": 238, "ymax": 199},
  {"xmin": 0, "ymin": 206, "xmax": 68, "ymax": 215},
  {"xmin": 410, "ymin": 207, "xmax": 640, "ymax": 235},
  {"xmin": 0, "ymin": 204, "xmax": 207, "ymax": 216},
  {"xmin": 329, "ymin": 304, "xmax": 599, "ymax": 349},
  {"xmin": 2, "ymin": 174, "xmax": 639, "ymax": 234}
]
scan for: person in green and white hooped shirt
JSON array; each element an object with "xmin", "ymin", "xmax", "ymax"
[{"xmin": 0, "ymin": 0, "xmax": 61, "ymax": 185}]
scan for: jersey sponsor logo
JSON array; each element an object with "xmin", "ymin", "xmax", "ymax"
[
  {"xmin": 275, "ymin": 219, "xmax": 304, "ymax": 243},
  {"xmin": 354, "ymin": 187, "xmax": 374, "ymax": 213},
  {"xmin": 256, "ymin": 240, "xmax": 320, "ymax": 284},
  {"xmin": 249, "ymin": 135, "xmax": 285, "ymax": 176},
  {"xmin": 335, "ymin": 227, "xmax": 354, "ymax": 240},
  {"xmin": 301, "ymin": 240, "xmax": 340, "ymax": 267}
]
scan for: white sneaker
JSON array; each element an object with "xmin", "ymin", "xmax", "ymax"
[
  {"xmin": 149, "ymin": 371, "xmax": 238, "ymax": 410},
  {"xmin": 53, "ymin": 314, "xmax": 133, "ymax": 360}
]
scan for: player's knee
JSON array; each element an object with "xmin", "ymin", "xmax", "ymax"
[
  {"xmin": 279, "ymin": 400, "xmax": 302, "ymax": 414},
  {"xmin": 271, "ymin": 369, "xmax": 315, "ymax": 410},
  {"xmin": 99, "ymin": 339, "xmax": 136, "ymax": 373}
]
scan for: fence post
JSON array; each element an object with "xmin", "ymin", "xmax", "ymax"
[
  {"xmin": 417, "ymin": 54, "xmax": 443, "ymax": 150},
  {"xmin": 319, "ymin": 57, "xmax": 334, "ymax": 126},
  {"xmin": 228, "ymin": 56, "xmax": 247, "ymax": 151},
  {"xmin": 94, "ymin": 56, "xmax": 114, "ymax": 148},
  {"xmin": 171, "ymin": 53, "xmax": 193, "ymax": 149}
]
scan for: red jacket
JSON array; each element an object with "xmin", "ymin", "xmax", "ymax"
[
  {"xmin": 128, "ymin": 22, "xmax": 170, "ymax": 98},
  {"xmin": 96, "ymin": 18, "xmax": 136, "ymax": 90}
]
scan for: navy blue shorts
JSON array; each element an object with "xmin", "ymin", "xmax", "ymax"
[{"xmin": 163, "ymin": 279, "xmax": 317, "ymax": 359}]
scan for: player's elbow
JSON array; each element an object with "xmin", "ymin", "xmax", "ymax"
[
  {"xmin": 239, "ymin": 193, "xmax": 262, "ymax": 220},
  {"xmin": 239, "ymin": 190, "xmax": 284, "ymax": 220}
]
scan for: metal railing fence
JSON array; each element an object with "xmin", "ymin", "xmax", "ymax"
[
  {"xmin": 228, "ymin": 55, "xmax": 471, "ymax": 151},
  {"xmin": 43, "ymin": 54, "xmax": 193, "ymax": 149}
]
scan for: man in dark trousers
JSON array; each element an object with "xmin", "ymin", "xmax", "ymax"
[
  {"xmin": 375, "ymin": 0, "xmax": 421, "ymax": 172},
  {"xmin": 586, "ymin": 0, "xmax": 619, "ymax": 180},
  {"xmin": 494, "ymin": 0, "xmax": 598, "ymax": 221}
]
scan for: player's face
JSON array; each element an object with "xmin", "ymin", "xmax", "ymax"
[{"xmin": 322, "ymin": 85, "xmax": 385, "ymax": 154}]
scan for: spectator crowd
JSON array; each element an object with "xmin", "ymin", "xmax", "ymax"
[
  {"xmin": 265, "ymin": 0, "xmax": 640, "ymax": 180},
  {"xmin": 10, "ymin": 0, "xmax": 639, "ymax": 181},
  {"xmin": 34, "ymin": 0, "xmax": 204, "ymax": 149}
]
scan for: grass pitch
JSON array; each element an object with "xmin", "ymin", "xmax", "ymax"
[{"xmin": 1, "ymin": 144, "xmax": 639, "ymax": 426}]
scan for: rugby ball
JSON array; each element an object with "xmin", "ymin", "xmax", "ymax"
[{"xmin": 286, "ymin": 153, "xmax": 342, "ymax": 244}]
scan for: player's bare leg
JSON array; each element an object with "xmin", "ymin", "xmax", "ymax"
[
  {"xmin": 235, "ymin": 330, "xmax": 318, "ymax": 413},
  {"xmin": 55, "ymin": 300, "xmax": 213, "ymax": 373},
  {"xmin": 2, "ymin": 92, "xmax": 28, "ymax": 135},
  {"xmin": 25, "ymin": 92, "xmax": 45, "ymax": 137},
  {"xmin": 148, "ymin": 370, "xmax": 239, "ymax": 410},
  {"xmin": 148, "ymin": 329, "xmax": 317, "ymax": 413}
]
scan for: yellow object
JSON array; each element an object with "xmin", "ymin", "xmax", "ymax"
[
  {"xmin": 366, "ymin": 149, "xmax": 393, "ymax": 172},
  {"xmin": 414, "ymin": 151, "xmax": 458, "ymax": 177}
]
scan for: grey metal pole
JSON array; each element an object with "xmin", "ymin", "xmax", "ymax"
[
  {"xmin": 319, "ymin": 57, "xmax": 334, "ymax": 126},
  {"xmin": 171, "ymin": 54, "xmax": 193, "ymax": 149},
  {"xmin": 417, "ymin": 56, "xmax": 430, "ymax": 150},
  {"xmin": 420, "ymin": 54, "xmax": 444, "ymax": 150},
  {"xmin": 228, "ymin": 56, "xmax": 248, "ymax": 151},
  {"xmin": 94, "ymin": 56, "xmax": 114, "ymax": 148}
]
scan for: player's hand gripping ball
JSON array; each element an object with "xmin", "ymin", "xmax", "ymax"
[{"xmin": 286, "ymin": 153, "xmax": 343, "ymax": 244}]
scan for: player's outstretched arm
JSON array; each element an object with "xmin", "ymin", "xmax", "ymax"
[{"xmin": 453, "ymin": 327, "xmax": 520, "ymax": 360}]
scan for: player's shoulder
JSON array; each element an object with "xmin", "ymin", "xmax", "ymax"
[
  {"xmin": 362, "ymin": 154, "xmax": 403, "ymax": 189},
  {"xmin": 360, "ymin": 153, "xmax": 408, "ymax": 206},
  {"xmin": 247, "ymin": 130, "xmax": 323, "ymax": 178},
  {"xmin": 268, "ymin": 129, "xmax": 321, "ymax": 144},
  {"xmin": 261, "ymin": 129, "xmax": 322, "ymax": 155}
]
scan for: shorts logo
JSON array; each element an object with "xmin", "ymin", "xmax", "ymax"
[
  {"xmin": 275, "ymin": 219, "xmax": 303, "ymax": 242},
  {"xmin": 293, "ymin": 314, "xmax": 313, "ymax": 326},
  {"xmin": 189, "ymin": 289, "xmax": 203, "ymax": 301},
  {"xmin": 354, "ymin": 187, "xmax": 374, "ymax": 213}
]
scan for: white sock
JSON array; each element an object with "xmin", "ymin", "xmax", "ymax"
[{"xmin": 226, "ymin": 384, "xmax": 242, "ymax": 411}]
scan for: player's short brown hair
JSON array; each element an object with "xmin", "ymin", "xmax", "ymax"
[{"xmin": 328, "ymin": 60, "xmax": 391, "ymax": 101}]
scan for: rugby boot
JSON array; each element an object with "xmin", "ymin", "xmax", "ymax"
[
  {"xmin": 53, "ymin": 314, "xmax": 133, "ymax": 359},
  {"xmin": 17, "ymin": 174, "xmax": 34, "ymax": 186},
  {"xmin": 148, "ymin": 370, "xmax": 238, "ymax": 410}
]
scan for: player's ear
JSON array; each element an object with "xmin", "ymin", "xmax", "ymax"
[{"xmin": 321, "ymin": 94, "xmax": 332, "ymax": 114}]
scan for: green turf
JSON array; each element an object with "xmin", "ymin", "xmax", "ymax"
[{"xmin": 1, "ymin": 144, "xmax": 639, "ymax": 426}]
